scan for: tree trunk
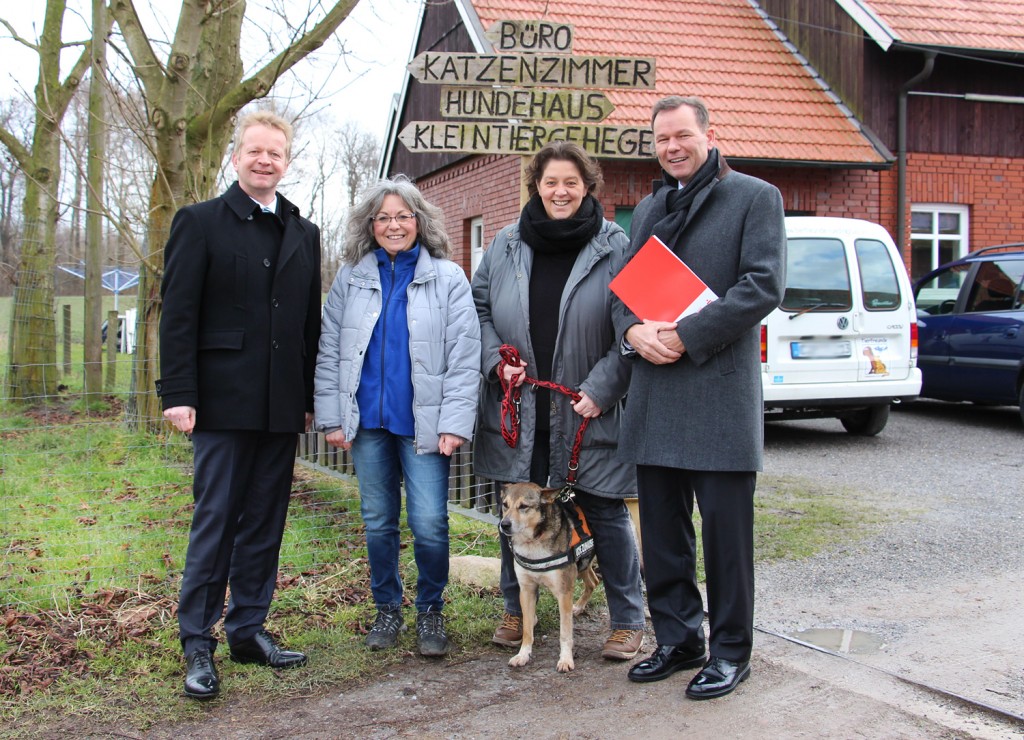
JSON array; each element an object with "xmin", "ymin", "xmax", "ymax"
[{"xmin": 84, "ymin": 0, "xmax": 107, "ymax": 399}]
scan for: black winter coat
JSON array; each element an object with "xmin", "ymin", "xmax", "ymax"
[{"xmin": 156, "ymin": 182, "xmax": 321, "ymax": 433}]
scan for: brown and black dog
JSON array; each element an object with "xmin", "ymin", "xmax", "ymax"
[{"xmin": 499, "ymin": 482, "xmax": 599, "ymax": 672}]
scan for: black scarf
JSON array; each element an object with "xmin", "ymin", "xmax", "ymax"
[
  {"xmin": 651, "ymin": 148, "xmax": 723, "ymax": 253},
  {"xmin": 518, "ymin": 193, "xmax": 603, "ymax": 255}
]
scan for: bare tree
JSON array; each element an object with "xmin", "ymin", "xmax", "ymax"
[
  {"xmin": 110, "ymin": 0, "xmax": 358, "ymax": 428},
  {"xmin": 0, "ymin": 1, "xmax": 107, "ymax": 401},
  {"xmin": 0, "ymin": 98, "xmax": 30, "ymax": 293},
  {"xmin": 338, "ymin": 120, "xmax": 380, "ymax": 208}
]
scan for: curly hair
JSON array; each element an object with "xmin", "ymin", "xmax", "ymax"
[
  {"xmin": 342, "ymin": 175, "xmax": 451, "ymax": 264},
  {"xmin": 523, "ymin": 140, "xmax": 603, "ymax": 198}
]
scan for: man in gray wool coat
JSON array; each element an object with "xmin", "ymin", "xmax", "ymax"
[{"xmin": 612, "ymin": 95, "xmax": 786, "ymax": 700}]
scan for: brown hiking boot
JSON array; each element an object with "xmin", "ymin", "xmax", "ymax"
[
  {"xmin": 601, "ymin": 629, "xmax": 645, "ymax": 660},
  {"xmin": 491, "ymin": 612, "xmax": 524, "ymax": 647}
]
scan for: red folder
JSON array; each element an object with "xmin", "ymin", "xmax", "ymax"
[{"xmin": 610, "ymin": 235, "xmax": 717, "ymax": 321}]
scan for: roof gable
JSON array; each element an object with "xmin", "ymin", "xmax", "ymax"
[{"xmin": 464, "ymin": 0, "xmax": 888, "ymax": 165}]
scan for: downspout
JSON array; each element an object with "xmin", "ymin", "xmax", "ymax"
[{"xmin": 897, "ymin": 51, "xmax": 936, "ymax": 251}]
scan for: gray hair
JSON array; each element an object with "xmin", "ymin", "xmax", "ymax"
[
  {"xmin": 342, "ymin": 175, "xmax": 451, "ymax": 264},
  {"xmin": 650, "ymin": 96, "xmax": 710, "ymax": 131}
]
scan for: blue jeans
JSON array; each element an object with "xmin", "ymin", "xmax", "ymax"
[{"xmin": 350, "ymin": 429, "xmax": 451, "ymax": 611}]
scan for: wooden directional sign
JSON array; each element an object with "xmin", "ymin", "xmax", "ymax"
[
  {"xmin": 399, "ymin": 120, "xmax": 654, "ymax": 159},
  {"xmin": 485, "ymin": 20, "xmax": 574, "ymax": 54},
  {"xmin": 440, "ymin": 86, "xmax": 615, "ymax": 123},
  {"xmin": 408, "ymin": 52, "xmax": 655, "ymax": 90}
]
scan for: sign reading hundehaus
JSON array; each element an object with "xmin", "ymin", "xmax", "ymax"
[{"xmin": 400, "ymin": 19, "xmax": 655, "ymax": 159}]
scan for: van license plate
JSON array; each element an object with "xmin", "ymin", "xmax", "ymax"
[{"xmin": 790, "ymin": 340, "xmax": 852, "ymax": 359}]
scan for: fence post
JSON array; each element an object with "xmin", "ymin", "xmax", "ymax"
[
  {"xmin": 62, "ymin": 304, "xmax": 72, "ymax": 375},
  {"xmin": 105, "ymin": 309, "xmax": 118, "ymax": 391}
]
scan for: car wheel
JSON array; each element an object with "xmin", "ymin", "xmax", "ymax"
[{"xmin": 840, "ymin": 404, "xmax": 890, "ymax": 436}]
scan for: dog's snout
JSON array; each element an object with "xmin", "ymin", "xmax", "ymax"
[{"xmin": 498, "ymin": 517, "xmax": 512, "ymax": 536}]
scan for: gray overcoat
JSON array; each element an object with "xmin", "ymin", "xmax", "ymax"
[
  {"xmin": 612, "ymin": 164, "xmax": 786, "ymax": 471},
  {"xmin": 473, "ymin": 220, "xmax": 636, "ymax": 498}
]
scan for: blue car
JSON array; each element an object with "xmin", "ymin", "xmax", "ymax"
[{"xmin": 913, "ymin": 245, "xmax": 1024, "ymax": 424}]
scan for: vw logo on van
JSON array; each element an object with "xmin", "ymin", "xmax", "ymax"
[{"xmin": 837, "ymin": 317, "xmax": 849, "ymax": 330}]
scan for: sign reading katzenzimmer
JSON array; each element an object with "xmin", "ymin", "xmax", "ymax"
[{"xmin": 408, "ymin": 52, "xmax": 655, "ymax": 90}]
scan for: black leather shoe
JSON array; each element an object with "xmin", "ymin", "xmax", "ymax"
[
  {"xmin": 183, "ymin": 648, "xmax": 219, "ymax": 700},
  {"xmin": 230, "ymin": 629, "xmax": 307, "ymax": 669},
  {"xmin": 627, "ymin": 643, "xmax": 706, "ymax": 683},
  {"xmin": 685, "ymin": 657, "xmax": 751, "ymax": 699}
]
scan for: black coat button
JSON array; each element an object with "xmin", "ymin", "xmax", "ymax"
[
  {"xmin": 263, "ymin": 258, "xmax": 271, "ymax": 267},
  {"xmin": 272, "ymin": 340, "xmax": 279, "ymax": 349},
  {"xmin": 272, "ymin": 298, "xmax": 279, "ymax": 307}
]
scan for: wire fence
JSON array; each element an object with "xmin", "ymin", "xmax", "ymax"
[{"xmin": 0, "ymin": 348, "xmax": 501, "ymax": 611}]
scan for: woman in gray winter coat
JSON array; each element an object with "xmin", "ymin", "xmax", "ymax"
[
  {"xmin": 472, "ymin": 141, "xmax": 646, "ymax": 660},
  {"xmin": 315, "ymin": 176, "xmax": 480, "ymax": 657}
]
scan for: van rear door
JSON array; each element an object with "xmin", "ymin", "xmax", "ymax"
[{"xmin": 764, "ymin": 230, "xmax": 915, "ymax": 396}]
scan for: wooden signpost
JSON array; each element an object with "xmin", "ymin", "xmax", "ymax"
[{"xmin": 401, "ymin": 19, "xmax": 655, "ymax": 159}]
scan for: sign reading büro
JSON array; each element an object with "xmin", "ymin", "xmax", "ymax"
[{"xmin": 400, "ymin": 20, "xmax": 655, "ymax": 159}]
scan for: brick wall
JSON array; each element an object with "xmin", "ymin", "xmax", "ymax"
[{"xmin": 413, "ymin": 151, "xmax": 1024, "ymax": 276}]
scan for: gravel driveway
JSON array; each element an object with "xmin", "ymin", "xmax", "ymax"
[{"xmin": 757, "ymin": 398, "xmax": 1024, "ymax": 724}]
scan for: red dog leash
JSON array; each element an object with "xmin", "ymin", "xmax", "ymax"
[{"xmin": 497, "ymin": 343, "xmax": 591, "ymax": 490}]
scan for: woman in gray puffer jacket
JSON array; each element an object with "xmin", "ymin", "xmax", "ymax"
[
  {"xmin": 315, "ymin": 176, "xmax": 480, "ymax": 658},
  {"xmin": 472, "ymin": 142, "xmax": 646, "ymax": 661}
]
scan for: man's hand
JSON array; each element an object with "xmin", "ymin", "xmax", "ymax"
[
  {"xmin": 164, "ymin": 405, "xmax": 196, "ymax": 435},
  {"xmin": 571, "ymin": 391, "xmax": 602, "ymax": 418},
  {"xmin": 304, "ymin": 412, "xmax": 314, "ymax": 433},
  {"xmin": 625, "ymin": 320, "xmax": 684, "ymax": 364},
  {"xmin": 438, "ymin": 433, "xmax": 465, "ymax": 456},
  {"xmin": 325, "ymin": 429, "xmax": 351, "ymax": 450}
]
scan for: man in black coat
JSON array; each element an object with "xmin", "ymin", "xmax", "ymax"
[{"xmin": 157, "ymin": 111, "xmax": 322, "ymax": 700}]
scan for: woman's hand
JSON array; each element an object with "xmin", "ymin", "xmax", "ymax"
[
  {"xmin": 325, "ymin": 429, "xmax": 351, "ymax": 451},
  {"xmin": 571, "ymin": 391, "xmax": 602, "ymax": 418},
  {"xmin": 499, "ymin": 359, "xmax": 527, "ymax": 387},
  {"xmin": 438, "ymin": 433, "xmax": 465, "ymax": 456}
]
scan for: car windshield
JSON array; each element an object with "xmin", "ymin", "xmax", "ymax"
[{"xmin": 781, "ymin": 237, "xmax": 853, "ymax": 311}]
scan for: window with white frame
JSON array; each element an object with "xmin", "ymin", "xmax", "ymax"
[
  {"xmin": 910, "ymin": 204, "xmax": 969, "ymax": 279},
  {"xmin": 469, "ymin": 216, "xmax": 484, "ymax": 277}
]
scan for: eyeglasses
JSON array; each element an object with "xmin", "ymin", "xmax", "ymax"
[{"xmin": 371, "ymin": 213, "xmax": 416, "ymax": 226}]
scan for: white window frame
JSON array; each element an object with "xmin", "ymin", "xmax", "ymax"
[
  {"xmin": 911, "ymin": 203, "xmax": 969, "ymax": 273},
  {"xmin": 469, "ymin": 216, "xmax": 484, "ymax": 277}
]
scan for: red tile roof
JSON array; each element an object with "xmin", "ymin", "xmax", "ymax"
[
  {"xmin": 862, "ymin": 0, "xmax": 1024, "ymax": 53},
  {"xmin": 466, "ymin": 0, "xmax": 889, "ymax": 165}
]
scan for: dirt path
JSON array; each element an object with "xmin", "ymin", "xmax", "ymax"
[{"xmin": 127, "ymin": 611, "xmax": 1018, "ymax": 739}]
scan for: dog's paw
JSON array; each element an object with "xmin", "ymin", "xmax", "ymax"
[
  {"xmin": 556, "ymin": 656, "xmax": 575, "ymax": 672},
  {"xmin": 508, "ymin": 651, "xmax": 531, "ymax": 668},
  {"xmin": 572, "ymin": 603, "xmax": 587, "ymax": 617}
]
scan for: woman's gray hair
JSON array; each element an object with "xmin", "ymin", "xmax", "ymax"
[{"xmin": 342, "ymin": 175, "xmax": 451, "ymax": 264}]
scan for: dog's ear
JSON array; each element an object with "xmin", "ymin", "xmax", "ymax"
[{"xmin": 540, "ymin": 486, "xmax": 562, "ymax": 504}]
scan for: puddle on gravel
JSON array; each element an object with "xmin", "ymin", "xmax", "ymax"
[{"xmin": 792, "ymin": 628, "xmax": 885, "ymax": 655}]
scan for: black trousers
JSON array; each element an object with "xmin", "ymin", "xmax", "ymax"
[
  {"xmin": 637, "ymin": 465, "xmax": 756, "ymax": 663},
  {"xmin": 178, "ymin": 430, "xmax": 297, "ymax": 656}
]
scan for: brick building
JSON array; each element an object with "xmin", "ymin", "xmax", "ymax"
[{"xmin": 382, "ymin": 0, "xmax": 1024, "ymax": 280}]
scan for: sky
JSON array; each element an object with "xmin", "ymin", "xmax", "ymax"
[{"xmin": 0, "ymin": 0, "xmax": 421, "ymax": 136}]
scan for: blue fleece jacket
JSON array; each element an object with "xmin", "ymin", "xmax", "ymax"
[{"xmin": 355, "ymin": 245, "xmax": 418, "ymax": 436}]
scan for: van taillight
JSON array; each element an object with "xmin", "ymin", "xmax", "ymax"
[
  {"xmin": 910, "ymin": 320, "xmax": 918, "ymax": 362},
  {"xmin": 760, "ymin": 325, "xmax": 767, "ymax": 363}
]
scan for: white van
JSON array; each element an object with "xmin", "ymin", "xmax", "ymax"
[{"xmin": 761, "ymin": 217, "xmax": 922, "ymax": 435}]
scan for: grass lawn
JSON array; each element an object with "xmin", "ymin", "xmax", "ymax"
[{"xmin": 0, "ymin": 309, "xmax": 888, "ymax": 733}]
